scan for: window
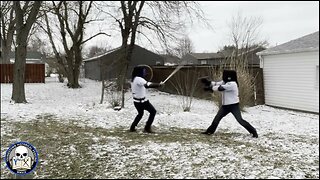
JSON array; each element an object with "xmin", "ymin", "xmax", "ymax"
[{"xmin": 200, "ymin": 60, "xmax": 207, "ymax": 65}]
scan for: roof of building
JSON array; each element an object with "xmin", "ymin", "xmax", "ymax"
[
  {"xmin": 83, "ymin": 46, "xmax": 121, "ymax": 62},
  {"xmin": 188, "ymin": 53, "xmax": 224, "ymax": 60},
  {"xmin": 10, "ymin": 51, "xmax": 43, "ymax": 59},
  {"xmin": 161, "ymin": 54, "xmax": 181, "ymax": 64},
  {"xmin": 9, "ymin": 51, "xmax": 45, "ymax": 63},
  {"xmin": 257, "ymin": 31, "xmax": 319, "ymax": 56},
  {"xmin": 83, "ymin": 44, "xmax": 159, "ymax": 62},
  {"xmin": 188, "ymin": 46, "xmax": 264, "ymax": 60}
]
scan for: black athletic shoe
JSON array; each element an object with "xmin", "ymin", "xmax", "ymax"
[
  {"xmin": 143, "ymin": 129, "xmax": 155, "ymax": 133},
  {"xmin": 201, "ymin": 131, "xmax": 213, "ymax": 135},
  {"xmin": 129, "ymin": 128, "xmax": 137, "ymax": 132},
  {"xmin": 252, "ymin": 133, "xmax": 258, "ymax": 138}
]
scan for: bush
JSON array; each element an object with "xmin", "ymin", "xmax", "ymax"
[
  {"xmin": 170, "ymin": 68, "xmax": 199, "ymax": 112},
  {"xmin": 104, "ymin": 80, "xmax": 122, "ymax": 108}
]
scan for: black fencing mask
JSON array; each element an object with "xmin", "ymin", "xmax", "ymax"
[{"xmin": 222, "ymin": 70, "xmax": 237, "ymax": 83}]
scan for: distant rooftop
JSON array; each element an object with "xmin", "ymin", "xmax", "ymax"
[
  {"xmin": 257, "ymin": 31, "xmax": 319, "ymax": 56},
  {"xmin": 10, "ymin": 51, "xmax": 43, "ymax": 59},
  {"xmin": 189, "ymin": 53, "xmax": 224, "ymax": 59}
]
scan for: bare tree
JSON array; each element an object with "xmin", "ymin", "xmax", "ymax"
[
  {"xmin": 98, "ymin": 1, "xmax": 209, "ymax": 108},
  {"xmin": 227, "ymin": 11, "xmax": 268, "ymax": 66},
  {"xmin": 39, "ymin": 1, "xmax": 110, "ymax": 88},
  {"xmin": 11, "ymin": 1, "xmax": 41, "ymax": 103},
  {"xmin": 1, "ymin": 1, "xmax": 42, "ymax": 64},
  {"xmin": 213, "ymin": 12, "xmax": 268, "ymax": 110},
  {"xmin": 1, "ymin": 1, "xmax": 15, "ymax": 63},
  {"xmin": 86, "ymin": 45, "xmax": 112, "ymax": 59},
  {"xmin": 111, "ymin": 1, "xmax": 145, "ymax": 109},
  {"xmin": 172, "ymin": 35, "xmax": 194, "ymax": 58},
  {"xmin": 26, "ymin": 34, "xmax": 46, "ymax": 54}
]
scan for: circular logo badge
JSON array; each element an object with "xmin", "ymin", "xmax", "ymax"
[{"xmin": 5, "ymin": 141, "xmax": 38, "ymax": 176}]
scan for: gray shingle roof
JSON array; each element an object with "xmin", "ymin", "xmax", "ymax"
[
  {"xmin": 190, "ymin": 53, "xmax": 224, "ymax": 59},
  {"xmin": 257, "ymin": 31, "xmax": 319, "ymax": 55},
  {"xmin": 10, "ymin": 51, "xmax": 43, "ymax": 59},
  {"xmin": 161, "ymin": 54, "xmax": 181, "ymax": 63}
]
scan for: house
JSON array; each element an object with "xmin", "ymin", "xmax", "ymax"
[
  {"xmin": 161, "ymin": 54, "xmax": 181, "ymax": 66},
  {"xmin": 9, "ymin": 50, "xmax": 48, "ymax": 76},
  {"xmin": 182, "ymin": 52, "xmax": 224, "ymax": 65},
  {"xmin": 182, "ymin": 47, "xmax": 265, "ymax": 67},
  {"xmin": 83, "ymin": 44, "xmax": 164, "ymax": 81},
  {"xmin": 9, "ymin": 51, "xmax": 45, "ymax": 64},
  {"xmin": 257, "ymin": 31, "xmax": 319, "ymax": 113}
]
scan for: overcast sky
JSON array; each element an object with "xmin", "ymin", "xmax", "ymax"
[
  {"xmin": 189, "ymin": 1, "xmax": 319, "ymax": 52},
  {"xmin": 86, "ymin": 1, "xmax": 319, "ymax": 54}
]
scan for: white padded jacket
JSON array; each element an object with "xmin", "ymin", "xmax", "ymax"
[{"xmin": 211, "ymin": 80, "xmax": 239, "ymax": 105}]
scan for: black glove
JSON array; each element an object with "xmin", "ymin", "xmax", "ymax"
[
  {"xmin": 200, "ymin": 77, "xmax": 211, "ymax": 86},
  {"xmin": 159, "ymin": 81, "xmax": 165, "ymax": 87},
  {"xmin": 218, "ymin": 85, "xmax": 225, "ymax": 91},
  {"xmin": 203, "ymin": 85, "xmax": 213, "ymax": 92},
  {"xmin": 145, "ymin": 82, "xmax": 163, "ymax": 88}
]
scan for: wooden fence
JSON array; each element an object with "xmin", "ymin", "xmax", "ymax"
[
  {"xmin": 151, "ymin": 65, "xmax": 265, "ymax": 105},
  {"xmin": 0, "ymin": 64, "xmax": 45, "ymax": 83}
]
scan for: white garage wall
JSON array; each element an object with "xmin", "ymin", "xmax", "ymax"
[{"xmin": 263, "ymin": 51, "xmax": 319, "ymax": 113}]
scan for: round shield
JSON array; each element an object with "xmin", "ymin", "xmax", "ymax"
[{"xmin": 136, "ymin": 64, "xmax": 153, "ymax": 81}]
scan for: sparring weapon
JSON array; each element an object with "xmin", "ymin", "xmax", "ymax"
[{"xmin": 162, "ymin": 65, "xmax": 184, "ymax": 83}]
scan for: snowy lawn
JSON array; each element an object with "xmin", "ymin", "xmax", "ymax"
[{"xmin": 1, "ymin": 77, "xmax": 319, "ymax": 179}]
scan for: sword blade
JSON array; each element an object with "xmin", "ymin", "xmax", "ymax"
[{"xmin": 163, "ymin": 65, "xmax": 183, "ymax": 83}]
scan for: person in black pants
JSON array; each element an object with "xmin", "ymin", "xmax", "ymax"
[
  {"xmin": 130, "ymin": 66, "xmax": 164, "ymax": 133},
  {"xmin": 200, "ymin": 70, "xmax": 258, "ymax": 138}
]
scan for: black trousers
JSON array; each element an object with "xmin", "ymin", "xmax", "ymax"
[
  {"xmin": 131, "ymin": 100, "xmax": 157, "ymax": 130},
  {"xmin": 206, "ymin": 103, "xmax": 257, "ymax": 135}
]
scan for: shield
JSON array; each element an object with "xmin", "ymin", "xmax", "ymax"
[{"xmin": 136, "ymin": 64, "xmax": 153, "ymax": 81}]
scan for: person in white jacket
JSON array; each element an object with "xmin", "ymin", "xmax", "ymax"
[
  {"xmin": 130, "ymin": 66, "xmax": 164, "ymax": 133},
  {"xmin": 200, "ymin": 70, "xmax": 258, "ymax": 138}
]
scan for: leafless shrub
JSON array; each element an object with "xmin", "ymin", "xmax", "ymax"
[
  {"xmin": 170, "ymin": 68, "xmax": 199, "ymax": 112},
  {"xmin": 102, "ymin": 80, "xmax": 122, "ymax": 108}
]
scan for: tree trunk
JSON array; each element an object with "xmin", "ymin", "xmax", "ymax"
[
  {"xmin": 11, "ymin": 1, "xmax": 41, "ymax": 103},
  {"xmin": 73, "ymin": 68, "xmax": 80, "ymax": 88},
  {"xmin": 100, "ymin": 79, "xmax": 105, "ymax": 104},
  {"xmin": 1, "ymin": 45, "xmax": 11, "ymax": 63},
  {"xmin": 1, "ymin": 25, "xmax": 15, "ymax": 63},
  {"xmin": 120, "ymin": 62, "xmax": 129, "ymax": 108},
  {"xmin": 66, "ymin": 68, "xmax": 80, "ymax": 88},
  {"xmin": 11, "ymin": 39, "xmax": 27, "ymax": 103},
  {"xmin": 66, "ymin": 46, "xmax": 82, "ymax": 88},
  {"xmin": 120, "ymin": 45, "xmax": 134, "ymax": 108},
  {"xmin": 1, "ymin": 2, "xmax": 15, "ymax": 64}
]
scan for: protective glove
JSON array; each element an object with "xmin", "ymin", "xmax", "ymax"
[
  {"xmin": 200, "ymin": 77, "xmax": 211, "ymax": 86},
  {"xmin": 145, "ymin": 82, "xmax": 161, "ymax": 88},
  {"xmin": 203, "ymin": 86, "xmax": 213, "ymax": 92}
]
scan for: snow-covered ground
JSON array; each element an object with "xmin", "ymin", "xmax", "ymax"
[{"xmin": 1, "ymin": 76, "xmax": 319, "ymax": 179}]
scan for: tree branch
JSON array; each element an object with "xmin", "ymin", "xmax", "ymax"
[{"xmin": 81, "ymin": 32, "xmax": 111, "ymax": 45}]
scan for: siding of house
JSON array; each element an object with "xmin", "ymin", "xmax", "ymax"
[
  {"xmin": 262, "ymin": 51, "xmax": 319, "ymax": 113},
  {"xmin": 84, "ymin": 45, "xmax": 164, "ymax": 81},
  {"xmin": 84, "ymin": 60, "xmax": 101, "ymax": 80}
]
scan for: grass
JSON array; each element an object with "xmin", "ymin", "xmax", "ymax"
[{"xmin": 1, "ymin": 114, "xmax": 319, "ymax": 179}]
